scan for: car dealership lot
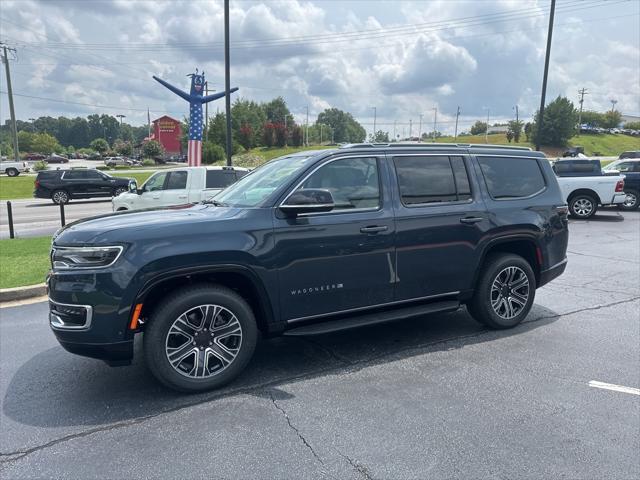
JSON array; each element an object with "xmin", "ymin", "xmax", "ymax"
[{"xmin": 0, "ymin": 212, "xmax": 638, "ymax": 479}]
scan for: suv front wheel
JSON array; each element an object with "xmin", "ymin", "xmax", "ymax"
[
  {"xmin": 144, "ymin": 284, "xmax": 258, "ymax": 392},
  {"xmin": 467, "ymin": 253, "xmax": 536, "ymax": 329}
]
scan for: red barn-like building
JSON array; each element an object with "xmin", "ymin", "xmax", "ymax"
[{"xmin": 147, "ymin": 115, "xmax": 182, "ymax": 155}]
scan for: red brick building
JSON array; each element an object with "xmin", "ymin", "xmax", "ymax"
[{"xmin": 147, "ymin": 115, "xmax": 182, "ymax": 155}]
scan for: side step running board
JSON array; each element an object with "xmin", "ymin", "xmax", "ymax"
[{"xmin": 283, "ymin": 300, "xmax": 460, "ymax": 336}]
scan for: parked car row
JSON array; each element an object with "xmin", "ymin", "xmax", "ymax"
[{"xmin": 579, "ymin": 125, "xmax": 640, "ymax": 136}]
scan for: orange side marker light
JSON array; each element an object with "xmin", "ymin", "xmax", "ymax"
[{"xmin": 129, "ymin": 303, "xmax": 143, "ymax": 330}]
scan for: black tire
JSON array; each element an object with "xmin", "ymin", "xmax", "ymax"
[
  {"xmin": 619, "ymin": 189, "xmax": 639, "ymax": 211},
  {"xmin": 51, "ymin": 189, "xmax": 70, "ymax": 205},
  {"xmin": 113, "ymin": 187, "xmax": 127, "ymax": 197},
  {"xmin": 143, "ymin": 283, "xmax": 258, "ymax": 393},
  {"xmin": 568, "ymin": 194, "xmax": 598, "ymax": 219},
  {"xmin": 6, "ymin": 168, "xmax": 19, "ymax": 177},
  {"xmin": 467, "ymin": 253, "xmax": 536, "ymax": 329}
]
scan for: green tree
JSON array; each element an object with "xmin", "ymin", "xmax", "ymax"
[
  {"xmin": 232, "ymin": 99, "xmax": 267, "ymax": 149},
  {"xmin": 316, "ymin": 108, "xmax": 366, "ymax": 143},
  {"xmin": 624, "ymin": 121, "xmax": 640, "ymax": 130},
  {"xmin": 31, "ymin": 132, "xmax": 61, "ymax": 154},
  {"xmin": 580, "ymin": 110, "xmax": 604, "ymax": 127},
  {"xmin": 601, "ymin": 110, "xmax": 622, "ymax": 129},
  {"xmin": 90, "ymin": 138, "xmax": 110, "ymax": 154},
  {"xmin": 262, "ymin": 97, "xmax": 294, "ymax": 125},
  {"xmin": 532, "ymin": 96, "xmax": 578, "ymax": 146},
  {"xmin": 17, "ymin": 131, "xmax": 34, "ymax": 151},
  {"xmin": 470, "ymin": 121, "xmax": 487, "ymax": 135},
  {"xmin": 369, "ymin": 130, "xmax": 390, "ymax": 142},
  {"xmin": 142, "ymin": 140, "xmax": 164, "ymax": 159},
  {"xmin": 506, "ymin": 129, "xmax": 514, "ymax": 143},
  {"xmin": 507, "ymin": 120, "xmax": 523, "ymax": 142},
  {"xmin": 114, "ymin": 140, "xmax": 133, "ymax": 156},
  {"xmin": 202, "ymin": 142, "xmax": 225, "ymax": 164}
]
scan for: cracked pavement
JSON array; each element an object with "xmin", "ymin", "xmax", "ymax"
[{"xmin": 1, "ymin": 210, "xmax": 638, "ymax": 479}]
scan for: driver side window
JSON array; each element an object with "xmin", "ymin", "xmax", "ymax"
[
  {"xmin": 144, "ymin": 172, "xmax": 168, "ymax": 192},
  {"xmin": 298, "ymin": 157, "xmax": 380, "ymax": 211}
]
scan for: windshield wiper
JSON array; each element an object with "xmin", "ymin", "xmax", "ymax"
[{"xmin": 201, "ymin": 199, "xmax": 228, "ymax": 207}]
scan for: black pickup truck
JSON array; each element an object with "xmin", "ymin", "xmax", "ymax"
[{"xmin": 47, "ymin": 144, "xmax": 569, "ymax": 392}]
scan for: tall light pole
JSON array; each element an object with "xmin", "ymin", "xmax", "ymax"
[
  {"xmin": 371, "ymin": 106, "xmax": 377, "ymax": 141},
  {"xmin": 305, "ymin": 105, "xmax": 309, "ymax": 146},
  {"xmin": 535, "ymin": 0, "xmax": 556, "ymax": 151},
  {"xmin": 393, "ymin": 120, "xmax": 397, "ymax": 142},
  {"xmin": 484, "ymin": 107, "xmax": 490, "ymax": 144},
  {"xmin": 610, "ymin": 99, "xmax": 618, "ymax": 113},
  {"xmin": 116, "ymin": 114, "xmax": 125, "ymax": 126},
  {"xmin": 2, "ymin": 44, "xmax": 19, "ymax": 161},
  {"xmin": 409, "ymin": 119, "xmax": 412, "ymax": 139},
  {"xmin": 418, "ymin": 114, "xmax": 423, "ymax": 142},
  {"xmin": 454, "ymin": 106, "xmax": 460, "ymax": 140},
  {"xmin": 432, "ymin": 107, "xmax": 437, "ymax": 142},
  {"xmin": 224, "ymin": 0, "xmax": 232, "ymax": 165}
]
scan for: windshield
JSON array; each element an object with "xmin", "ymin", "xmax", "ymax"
[
  {"xmin": 602, "ymin": 161, "xmax": 621, "ymax": 171},
  {"xmin": 214, "ymin": 154, "xmax": 315, "ymax": 207}
]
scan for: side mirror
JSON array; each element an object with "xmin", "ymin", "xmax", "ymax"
[
  {"xmin": 280, "ymin": 189, "xmax": 335, "ymax": 216},
  {"xmin": 128, "ymin": 179, "xmax": 139, "ymax": 194}
]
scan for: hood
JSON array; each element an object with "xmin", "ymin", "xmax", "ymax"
[{"xmin": 53, "ymin": 203, "xmax": 246, "ymax": 245}]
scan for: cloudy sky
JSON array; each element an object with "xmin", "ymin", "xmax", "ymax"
[{"xmin": 1, "ymin": 0, "xmax": 638, "ymax": 136}]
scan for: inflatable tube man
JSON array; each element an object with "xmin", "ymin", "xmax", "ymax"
[{"xmin": 153, "ymin": 70, "xmax": 238, "ymax": 166}]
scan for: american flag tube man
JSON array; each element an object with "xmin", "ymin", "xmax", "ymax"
[{"xmin": 153, "ymin": 70, "xmax": 238, "ymax": 166}]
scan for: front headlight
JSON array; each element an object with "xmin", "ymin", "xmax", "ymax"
[{"xmin": 51, "ymin": 246, "xmax": 124, "ymax": 270}]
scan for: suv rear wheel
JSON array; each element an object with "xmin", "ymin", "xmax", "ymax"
[
  {"xmin": 569, "ymin": 194, "xmax": 597, "ymax": 219},
  {"xmin": 467, "ymin": 253, "xmax": 536, "ymax": 329},
  {"xmin": 51, "ymin": 189, "xmax": 70, "ymax": 205},
  {"xmin": 144, "ymin": 284, "xmax": 258, "ymax": 392},
  {"xmin": 619, "ymin": 188, "xmax": 639, "ymax": 211}
]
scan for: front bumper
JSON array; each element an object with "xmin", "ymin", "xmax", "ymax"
[{"xmin": 539, "ymin": 258, "xmax": 567, "ymax": 287}]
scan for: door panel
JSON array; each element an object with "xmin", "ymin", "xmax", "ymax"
[
  {"xmin": 273, "ymin": 156, "xmax": 396, "ymax": 321},
  {"xmin": 161, "ymin": 170, "xmax": 189, "ymax": 206},
  {"xmin": 392, "ymin": 155, "xmax": 488, "ymax": 300}
]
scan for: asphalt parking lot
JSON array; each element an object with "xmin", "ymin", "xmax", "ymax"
[{"xmin": 0, "ymin": 211, "xmax": 638, "ymax": 479}]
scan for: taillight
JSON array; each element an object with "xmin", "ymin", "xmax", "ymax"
[
  {"xmin": 35, "ymin": 179, "xmax": 40, "ymax": 188},
  {"xmin": 615, "ymin": 180, "xmax": 624, "ymax": 192}
]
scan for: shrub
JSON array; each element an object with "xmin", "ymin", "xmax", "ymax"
[
  {"xmin": 203, "ymin": 143, "xmax": 226, "ymax": 164},
  {"xmin": 141, "ymin": 158, "xmax": 155, "ymax": 167},
  {"xmin": 33, "ymin": 160, "xmax": 49, "ymax": 171},
  {"xmin": 96, "ymin": 166, "xmax": 110, "ymax": 171}
]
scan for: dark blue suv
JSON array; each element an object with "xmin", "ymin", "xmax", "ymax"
[{"xmin": 48, "ymin": 144, "xmax": 569, "ymax": 392}]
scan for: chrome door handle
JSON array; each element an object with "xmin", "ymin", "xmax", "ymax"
[
  {"xmin": 178, "ymin": 195, "xmax": 187, "ymax": 199},
  {"xmin": 460, "ymin": 216, "xmax": 483, "ymax": 224},
  {"xmin": 360, "ymin": 225, "xmax": 388, "ymax": 234}
]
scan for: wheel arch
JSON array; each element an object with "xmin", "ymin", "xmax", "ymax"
[
  {"xmin": 133, "ymin": 265, "xmax": 276, "ymax": 336},
  {"xmin": 567, "ymin": 188, "xmax": 602, "ymax": 205}
]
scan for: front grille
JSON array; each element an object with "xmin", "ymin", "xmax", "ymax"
[{"xmin": 49, "ymin": 301, "xmax": 92, "ymax": 330}]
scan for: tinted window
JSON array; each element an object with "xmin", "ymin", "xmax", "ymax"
[
  {"xmin": 206, "ymin": 170, "xmax": 238, "ymax": 188},
  {"xmin": 63, "ymin": 170, "xmax": 87, "ymax": 180},
  {"xmin": 478, "ymin": 156, "xmax": 545, "ymax": 198},
  {"xmin": 166, "ymin": 171, "xmax": 188, "ymax": 190},
  {"xmin": 394, "ymin": 156, "xmax": 460, "ymax": 204},
  {"xmin": 86, "ymin": 170, "xmax": 105, "ymax": 179},
  {"xmin": 143, "ymin": 172, "xmax": 168, "ymax": 191},
  {"xmin": 298, "ymin": 157, "xmax": 380, "ymax": 210}
]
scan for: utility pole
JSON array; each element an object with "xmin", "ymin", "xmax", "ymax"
[
  {"xmin": 409, "ymin": 119, "xmax": 412, "ymax": 139},
  {"xmin": 514, "ymin": 105, "xmax": 519, "ymax": 123},
  {"xmin": 320, "ymin": 123, "xmax": 324, "ymax": 145},
  {"xmin": 223, "ymin": 0, "xmax": 232, "ymax": 165},
  {"xmin": 485, "ymin": 108, "xmax": 490, "ymax": 144},
  {"xmin": 454, "ymin": 106, "xmax": 460, "ymax": 140},
  {"xmin": 535, "ymin": 0, "xmax": 556, "ymax": 151},
  {"xmin": 116, "ymin": 114, "xmax": 125, "ymax": 126},
  {"xmin": 1, "ymin": 44, "xmax": 19, "ymax": 162},
  {"xmin": 610, "ymin": 99, "xmax": 618, "ymax": 113},
  {"xmin": 577, "ymin": 88, "xmax": 588, "ymax": 128},
  {"xmin": 393, "ymin": 120, "xmax": 397, "ymax": 142},
  {"xmin": 418, "ymin": 114, "xmax": 423, "ymax": 142},
  {"xmin": 371, "ymin": 106, "xmax": 377, "ymax": 141},
  {"xmin": 432, "ymin": 107, "xmax": 437, "ymax": 142},
  {"xmin": 305, "ymin": 105, "xmax": 309, "ymax": 146}
]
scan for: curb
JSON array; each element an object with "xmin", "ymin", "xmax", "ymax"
[{"xmin": 0, "ymin": 283, "xmax": 47, "ymax": 303}]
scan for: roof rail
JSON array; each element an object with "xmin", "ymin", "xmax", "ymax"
[{"xmin": 339, "ymin": 142, "xmax": 532, "ymax": 151}]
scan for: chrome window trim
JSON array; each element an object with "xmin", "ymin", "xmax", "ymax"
[
  {"xmin": 474, "ymin": 154, "xmax": 548, "ymax": 201},
  {"xmin": 49, "ymin": 299, "xmax": 93, "ymax": 331},
  {"xmin": 286, "ymin": 291, "xmax": 460, "ymax": 324},
  {"xmin": 51, "ymin": 245, "xmax": 124, "ymax": 270},
  {"xmin": 278, "ymin": 154, "xmax": 384, "ymax": 217},
  {"xmin": 390, "ymin": 153, "xmax": 476, "ymax": 208}
]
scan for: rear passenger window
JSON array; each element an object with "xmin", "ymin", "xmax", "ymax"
[
  {"xmin": 478, "ymin": 156, "xmax": 545, "ymax": 199},
  {"xmin": 394, "ymin": 156, "xmax": 472, "ymax": 205},
  {"xmin": 206, "ymin": 170, "xmax": 237, "ymax": 189},
  {"xmin": 166, "ymin": 171, "xmax": 188, "ymax": 190}
]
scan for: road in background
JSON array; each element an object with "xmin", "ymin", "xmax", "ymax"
[
  {"xmin": 0, "ymin": 212, "xmax": 638, "ymax": 478},
  {"xmin": 0, "ymin": 198, "xmax": 113, "ymax": 239}
]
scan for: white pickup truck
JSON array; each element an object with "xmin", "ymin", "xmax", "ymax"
[
  {"xmin": 556, "ymin": 175, "xmax": 626, "ymax": 219},
  {"xmin": 1, "ymin": 159, "xmax": 30, "ymax": 177},
  {"xmin": 112, "ymin": 166, "xmax": 249, "ymax": 211}
]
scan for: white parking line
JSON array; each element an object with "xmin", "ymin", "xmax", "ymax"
[{"xmin": 588, "ymin": 380, "xmax": 640, "ymax": 396}]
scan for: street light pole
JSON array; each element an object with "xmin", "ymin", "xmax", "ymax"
[
  {"xmin": 432, "ymin": 107, "xmax": 437, "ymax": 143},
  {"xmin": 535, "ymin": 0, "xmax": 556, "ymax": 151},
  {"xmin": 485, "ymin": 108, "xmax": 490, "ymax": 144},
  {"xmin": 224, "ymin": 0, "xmax": 232, "ymax": 166},
  {"xmin": 371, "ymin": 106, "xmax": 377, "ymax": 141},
  {"xmin": 418, "ymin": 114, "xmax": 423, "ymax": 142},
  {"xmin": 454, "ymin": 106, "xmax": 460, "ymax": 140}
]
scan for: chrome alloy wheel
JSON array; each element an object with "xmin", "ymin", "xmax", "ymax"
[
  {"xmin": 572, "ymin": 198, "xmax": 593, "ymax": 217},
  {"xmin": 165, "ymin": 304, "xmax": 242, "ymax": 378},
  {"xmin": 490, "ymin": 266, "xmax": 530, "ymax": 320},
  {"xmin": 623, "ymin": 192, "xmax": 637, "ymax": 208},
  {"xmin": 52, "ymin": 191, "xmax": 69, "ymax": 204}
]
